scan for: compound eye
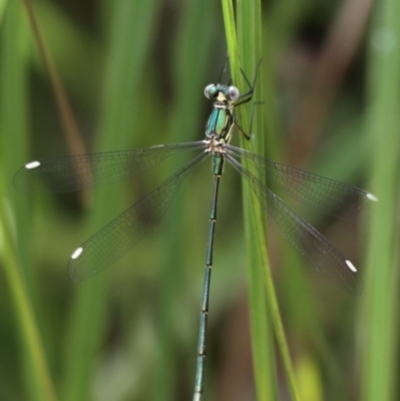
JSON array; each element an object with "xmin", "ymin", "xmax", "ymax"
[
  {"xmin": 204, "ymin": 84, "xmax": 217, "ymax": 99},
  {"xmin": 228, "ymin": 85, "xmax": 240, "ymax": 101}
]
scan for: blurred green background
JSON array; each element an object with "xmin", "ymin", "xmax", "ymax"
[{"xmin": 1, "ymin": 1, "xmax": 399, "ymax": 401}]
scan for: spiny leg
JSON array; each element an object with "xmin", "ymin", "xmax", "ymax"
[
  {"xmin": 234, "ymin": 101, "xmax": 265, "ymax": 141},
  {"xmin": 234, "ymin": 59, "xmax": 263, "ymax": 106}
]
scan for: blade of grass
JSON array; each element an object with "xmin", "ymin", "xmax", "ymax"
[
  {"xmin": 0, "ymin": 199, "xmax": 59, "ymax": 401},
  {"xmin": 0, "ymin": 3, "xmax": 58, "ymax": 401},
  {"xmin": 31, "ymin": 0, "xmax": 103, "ymax": 109},
  {"xmin": 223, "ymin": 2, "xmax": 302, "ymax": 400},
  {"xmin": 0, "ymin": 205, "xmax": 58, "ymax": 401},
  {"xmin": 222, "ymin": 2, "xmax": 277, "ymax": 401},
  {"xmin": 359, "ymin": 0, "xmax": 400, "ymax": 400},
  {"xmin": 61, "ymin": 2, "xmax": 160, "ymax": 401},
  {"xmin": 237, "ymin": 3, "xmax": 304, "ymax": 400},
  {"xmin": 20, "ymin": 0, "xmax": 87, "ymax": 158},
  {"xmin": 0, "ymin": 0, "xmax": 7, "ymax": 25}
]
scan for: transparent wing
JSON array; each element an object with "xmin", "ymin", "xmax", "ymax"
[
  {"xmin": 226, "ymin": 154, "xmax": 362, "ymax": 295},
  {"xmin": 14, "ymin": 141, "xmax": 207, "ymax": 193},
  {"xmin": 69, "ymin": 152, "xmax": 208, "ymax": 282},
  {"xmin": 226, "ymin": 144, "xmax": 377, "ymax": 221}
]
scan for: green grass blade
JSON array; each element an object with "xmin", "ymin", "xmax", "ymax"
[
  {"xmin": 0, "ymin": 209, "xmax": 58, "ymax": 401},
  {"xmin": 61, "ymin": 2, "xmax": 160, "ymax": 401},
  {"xmin": 20, "ymin": 0, "xmax": 87, "ymax": 158},
  {"xmin": 0, "ymin": 0, "xmax": 7, "ymax": 25},
  {"xmin": 0, "ymin": 3, "xmax": 58, "ymax": 401},
  {"xmin": 359, "ymin": 1, "xmax": 400, "ymax": 400},
  {"xmin": 223, "ymin": 2, "xmax": 303, "ymax": 400},
  {"xmin": 222, "ymin": 2, "xmax": 277, "ymax": 401},
  {"xmin": 237, "ymin": 4, "xmax": 303, "ymax": 399}
]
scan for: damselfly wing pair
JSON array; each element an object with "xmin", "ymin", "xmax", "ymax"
[{"xmin": 14, "ymin": 64, "xmax": 376, "ymax": 401}]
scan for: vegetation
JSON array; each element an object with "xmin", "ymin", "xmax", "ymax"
[{"xmin": 0, "ymin": 1, "xmax": 399, "ymax": 401}]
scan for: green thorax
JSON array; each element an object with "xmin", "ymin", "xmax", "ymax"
[{"xmin": 205, "ymin": 107, "xmax": 233, "ymax": 140}]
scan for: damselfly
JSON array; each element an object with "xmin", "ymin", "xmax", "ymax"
[{"xmin": 14, "ymin": 64, "xmax": 377, "ymax": 401}]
